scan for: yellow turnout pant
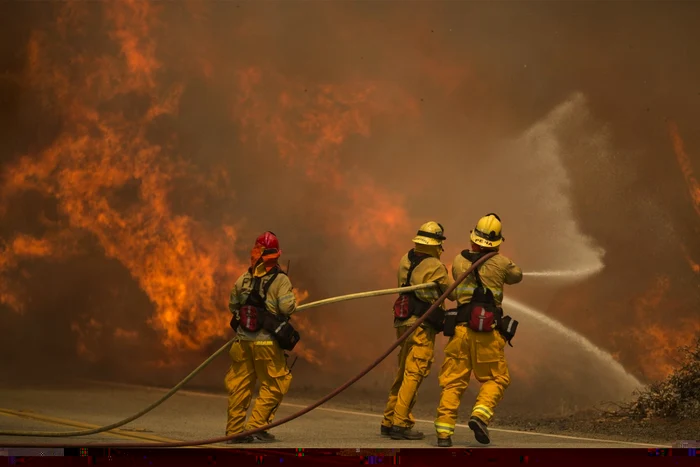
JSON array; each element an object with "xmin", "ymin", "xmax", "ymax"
[
  {"xmin": 382, "ymin": 324, "xmax": 436, "ymax": 429},
  {"xmin": 225, "ymin": 339, "xmax": 292, "ymax": 435},
  {"xmin": 434, "ymin": 326, "xmax": 510, "ymax": 438}
]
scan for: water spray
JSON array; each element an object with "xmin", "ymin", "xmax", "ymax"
[
  {"xmin": 502, "ymin": 296, "xmax": 641, "ymax": 388},
  {"xmin": 516, "ymin": 264, "xmax": 639, "ymax": 385},
  {"xmin": 522, "ymin": 265, "xmax": 604, "ymax": 280}
]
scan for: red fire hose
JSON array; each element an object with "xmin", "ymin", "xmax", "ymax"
[{"xmin": 1, "ymin": 252, "xmax": 497, "ymax": 448}]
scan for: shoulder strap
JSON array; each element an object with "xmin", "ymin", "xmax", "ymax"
[
  {"xmin": 472, "ymin": 266, "xmax": 484, "ymax": 289},
  {"xmin": 261, "ymin": 266, "xmax": 283, "ymax": 298},
  {"xmin": 249, "ymin": 276, "xmax": 263, "ymax": 298},
  {"xmin": 248, "ymin": 266, "xmax": 282, "ymax": 303},
  {"xmin": 461, "ymin": 249, "xmax": 493, "ymax": 291},
  {"xmin": 402, "ymin": 249, "xmax": 430, "ymax": 287}
]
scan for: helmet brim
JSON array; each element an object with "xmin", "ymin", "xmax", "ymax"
[
  {"xmin": 412, "ymin": 235, "xmax": 443, "ymax": 246},
  {"xmin": 470, "ymin": 230, "xmax": 502, "ymax": 248}
]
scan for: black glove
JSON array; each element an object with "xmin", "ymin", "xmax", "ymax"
[
  {"xmin": 499, "ymin": 315, "xmax": 518, "ymax": 347},
  {"xmin": 229, "ymin": 313, "xmax": 240, "ymax": 331}
]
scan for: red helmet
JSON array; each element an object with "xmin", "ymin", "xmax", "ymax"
[{"xmin": 255, "ymin": 231, "xmax": 279, "ymax": 251}]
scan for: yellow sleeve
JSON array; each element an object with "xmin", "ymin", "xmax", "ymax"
[
  {"xmin": 228, "ymin": 276, "xmax": 245, "ymax": 314},
  {"xmin": 228, "ymin": 288, "xmax": 239, "ymax": 314},
  {"xmin": 427, "ymin": 263, "xmax": 457, "ymax": 301},
  {"xmin": 275, "ymin": 274, "xmax": 298, "ymax": 317},
  {"xmin": 504, "ymin": 260, "xmax": 523, "ymax": 285},
  {"xmin": 450, "ymin": 262, "xmax": 464, "ymax": 301}
]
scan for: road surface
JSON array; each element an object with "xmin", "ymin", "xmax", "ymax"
[{"xmin": 0, "ymin": 381, "xmax": 668, "ymax": 448}]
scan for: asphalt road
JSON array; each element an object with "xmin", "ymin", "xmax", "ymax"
[{"xmin": 0, "ymin": 381, "xmax": 668, "ymax": 449}]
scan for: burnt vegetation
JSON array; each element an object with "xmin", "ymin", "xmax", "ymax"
[
  {"xmin": 498, "ymin": 336, "xmax": 700, "ymax": 443},
  {"xmin": 610, "ymin": 335, "xmax": 700, "ymax": 421}
]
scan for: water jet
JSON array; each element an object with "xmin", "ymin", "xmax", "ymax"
[
  {"xmin": 502, "ymin": 296, "xmax": 642, "ymax": 389},
  {"xmin": 523, "ymin": 264, "xmax": 604, "ymax": 280}
]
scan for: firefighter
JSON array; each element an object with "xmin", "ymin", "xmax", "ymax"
[
  {"xmin": 225, "ymin": 231, "xmax": 298, "ymax": 443},
  {"xmin": 381, "ymin": 221, "xmax": 456, "ymax": 440},
  {"xmin": 434, "ymin": 213, "xmax": 523, "ymax": 447}
]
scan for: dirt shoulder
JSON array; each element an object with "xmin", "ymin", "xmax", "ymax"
[
  {"xmin": 279, "ymin": 390, "xmax": 692, "ymax": 446},
  {"xmin": 494, "ymin": 411, "xmax": 698, "ymax": 446}
]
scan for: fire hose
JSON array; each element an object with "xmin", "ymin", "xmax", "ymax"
[
  {"xmin": 0, "ymin": 252, "xmax": 496, "ymax": 447},
  {"xmin": 0, "ymin": 283, "xmax": 445, "ymax": 438}
]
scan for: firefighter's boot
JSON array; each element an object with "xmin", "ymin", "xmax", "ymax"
[
  {"xmin": 468, "ymin": 416, "xmax": 491, "ymax": 445},
  {"xmin": 253, "ymin": 431, "xmax": 276, "ymax": 442},
  {"xmin": 390, "ymin": 426, "xmax": 425, "ymax": 440},
  {"xmin": 437, "ymin": 436, "xmax": 453, "ymax": 447},
  {"xmin": 225, "ymin": 435, "xmax": 254, "ymax": 444}
]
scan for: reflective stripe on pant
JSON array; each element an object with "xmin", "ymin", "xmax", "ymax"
[
  {"xmin": 225, "ymin": 339, "xmax": 292, "ymax": 435},
  {"xmin": 434, "ymin": 326, "xmax": 510, "ymax": 437},
  {"xmin": 382, "ymin": 325, "xmax": 436, "ymax": 429}
]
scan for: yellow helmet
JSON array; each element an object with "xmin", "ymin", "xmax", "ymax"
[
  {"xmin": 470, "ymin": 213, "xmax": 504, "ymax": 248},
  {"xmin": 412, "ymin": 221, "xmax": 446, "ymax": 246}
]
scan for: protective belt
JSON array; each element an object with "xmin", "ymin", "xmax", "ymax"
[
  {"xmin": 392, "ymin": 249, "xmax": 446, "ymax": 333},
  {"xmin": 230, "ymin": 267, "xmax": 300, "ymax": 351},
  {"xmin": 443, "ymin": 251, "xmax": 519, "ymax": 346}
]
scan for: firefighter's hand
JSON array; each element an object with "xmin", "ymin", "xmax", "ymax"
[{"xmin": 229, "ymin": 314, "xmax": 239, "ymax": 331}]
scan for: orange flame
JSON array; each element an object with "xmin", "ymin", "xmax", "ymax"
[
  {"xmin": 680, "ymin": 243, "xmax": 700, "ymax": 275},
  {"xmin": 668, "ymin": 121, "xmax": 700, "ymax": 275},
  {"xmin": 0, "ymin": 232, "xmax": 81, "ymax": 314},
  {"xmin": 232, "ymin": 67, "xmax": 416, "ymax": 254},
  {"xmin": 668, "ymin": 121, "xmax": 700, "ymax": 220},
  {"xmin": 2, "ymin": 2, "xmax": 243, "ymax": 354},
  {"xmin": 611, "ymin": 275, "xmax": 700, "ymax": 381},
  {"xmin": 0, "ymin": 0, "xmax": 423, "ymax": 368}
]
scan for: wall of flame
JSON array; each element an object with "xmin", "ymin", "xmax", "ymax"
[{"xmin": 0, "ymin": 1, "xmax": 699, "ymax": 407}]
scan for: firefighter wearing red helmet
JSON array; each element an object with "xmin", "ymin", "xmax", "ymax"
[{"xmin": 224, "ymin": 231, "xmax": 299, "ymax": 443}]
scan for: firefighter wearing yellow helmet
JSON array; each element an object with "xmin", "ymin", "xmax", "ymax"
[
  {"xmin": 434, "ymin": 213, "xmax": 523, "ymax": 447},
  {"xmin": 381, "ymin": 221, "xmax": 457, "ymax": 440}
]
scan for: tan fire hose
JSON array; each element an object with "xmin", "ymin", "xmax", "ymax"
[
  {"xmin": 0, "ymin": 282, "xmax": 435, "ymax": 438},
  {"xmin": 0, "ymin": 252, "xmax": 496, "ymax": 446}
]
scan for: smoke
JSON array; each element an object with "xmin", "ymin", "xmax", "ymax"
[{"xmin": 1, "ymin": 0, "xmax": 699, "ymax": 415}]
